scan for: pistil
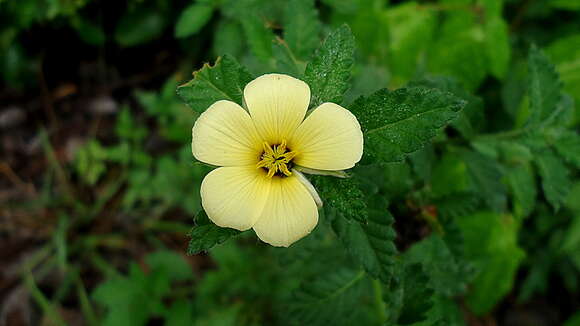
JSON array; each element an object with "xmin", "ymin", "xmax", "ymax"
[{"xmin": 256, "ymin": 140, "xmax": 298, "ymax": 178}]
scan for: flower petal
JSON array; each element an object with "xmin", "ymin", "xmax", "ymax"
[
  {"xmin": 252, "ymin": 176, "xmax": 318, "ymax": 247},
  {"xmin": 201, "ymin": 166, "xmax": 270, "ymax": 231},
  {"xmin": 290, "ymin": 102, "xmax": 363, "ymax": 170},
  {"xmin": 244, "ymin": 74, "xmax": 310, "ymax": 144},
  {"xmin": 192, "ymin": 100, "xmax": 262, "ymax": 166}
]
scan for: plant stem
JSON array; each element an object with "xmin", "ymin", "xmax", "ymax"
[{"xmin": 372, "ymin": 279, "xmax": 387, "ymax": 323}]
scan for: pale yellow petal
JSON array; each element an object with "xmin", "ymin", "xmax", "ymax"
[
  {"xmin": 290, "ymin": 102, "xmax": 363, "ymax": 170},
  {"xmin": 201, "ymin": 166, "xmax": 271, "ymax": 230},
  {"xmin": 244, "ymin": 74, "xmax": 310, "ymax": 144},
  {"xmin": 192, "ymin": 100, "xmax": 262, "ymax": 166},
  {"xmin": 252, "ymin": 176, "xmax": 318, "ymax": 247}
]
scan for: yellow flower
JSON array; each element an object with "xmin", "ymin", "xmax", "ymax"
[{"xmin": 192, "ymin": 74, "xmax": 363, "ymax": 247}]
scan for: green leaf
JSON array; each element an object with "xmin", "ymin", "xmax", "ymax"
[
  {"xmin": 213, "ymin": 20, "xmax": 244, "ymax": 57},
  {"xmin": 546, "ymin": 34, "xmax": 580, "ymax": 124},
  {"xmin": 405, "ymin": 235, "xmax": 472, "ymax": 296},
  {"xmin": 174, "ymin": 3, "xmax": 213, "ymax": 38},
  {"xmin": 330, "ymin": 203, "xmax": 397, "ymax": 283},
  {"xmin": 305, "ymin": 24, "xmax": 355, "ymax": 107},
  {"xmin": 187, "ymin": 211, "xmax": 241, "ymax": 255},
  {"xmin": 386, "ymin": 2, "xmax": 436, "ymax": 85},
  {"xmin": 145, "ymin": 251, "xmax": 193, "ymax": 281},
  {"xmin": 177, "ymin": 55, "xmax": 253, "ymax": 113},
  {"xmin": 563, "ymin": 311, "xmax": 580, "ymax": 326},
  {"xmin": 71, "ymin": 17, "xmax": 105, "ymax": 46},
  {"xmin": 350, "ymin": 87, "xmax": 465, "ymax": 163},
  {"xmin": 551, "ymin": 0, "xmax": 580, "ymax": 10},
  {"xmin": 431, "ymin": 153, "xmax": 471, "ymax": 198},
  {"xmin": 284, "ymin": 0, "xmax": 321, "ymax": 60},
  {"xmin": 115, "ymin": 107, "xmax": 148, "ymax": 142},
  {"xmin": 320, "ymin": 0, "xmax": 359, "ymax": 13},
  {"xmin": 484, "ymin": 16, "xmax": 510, "ymax": 79},
  {"xmin": 272, "ymin": 38, "xmax": 304, "ymax": 77},
  {"xmin": 74, "ymin": 139, "xmax": 108, "ymax": 185},
  {"xmin": 311, "ymin": 175, "xmax": 367, "ymax": 223},
  {"xmin": 385, "ymin": 263, "xmax": 434, "ymax": 325},
  {"xmin": 554, "ymin": 130, "xmax": 580, "ymax": 168},
  {"xmin": 115, "ymin": 6, "xmax": 166, "ymax": 47},
  {"xmin": 288, "ymin": 268, "xmax": 367, "ymax": 325},
  {"xmin": 457, "ymin": 212, "xmax": 525, "ymax": 315},
  {"xmin": 534, "ymin": 149, "xmax": 572, "ymax": 211},
  {"xmin": 462, "ymin": 150, "xmax": 507, "ymax": 212},
  {"xmin": 240, "ymin": 14, "xmax": 274, "ymax": 61},
  {"xmin": 506, "ymin": 163, "xmax": 537, "ymax": 219},
  {"xmin": 165, "ymin": 300, "xmax": 194, "ymax": 326},
  {"xmin": 428, "ymin": 13, "xmax": 488, "ymax": 90},
  {"xmin": 527, "ymin": 45, "xmax": 562, "ymax": 126},
  {"xmin": 409, "ymin": 75, "xmax": 485, "ymax": 139}
]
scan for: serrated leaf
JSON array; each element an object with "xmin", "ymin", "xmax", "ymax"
[
  {"xmin": 331, "ymin": 203, "xmax": 397, "ymax": 283},
  {"xmin": 527, "ymin": 45, "xmax": 562, "ymax": 126},
  {"xmin": 284, "ymin": 0, "xmax": 321, "ymax": 60},
  {"xmin": 187, "ymin": 211, "xmax": 241, "ymax": 255},
  {"xmin": 405, "ymin": 235, "xmax": 471, "ymax": 296},
  {"xmin": 272, "ymin": 38, "xmax": 303, "ymax": 77},
  {"xmin": 174, "ymin": 3, "xmax": 213, "ymax": 38},
  {"xmin": 462, "ymin": 150, "xmax": 507, "ymax": 212},
  {"xmin": 413, "ymin": 295, "xmax": 466, "ymax": 326},
  {"xmin": 435, "ymin": 194, "xmax": 481, "ymax": 220},
  {"xmin": 534, "ymin": 149, "xmax": 572, "ymax": 211},
  {"xmin": 305, "ymin": 24, "xmax": 355, "ymax": 107},
  {"xmin": 350, "ymin": 87, "xmax": 465, "ymax": 163},
  {"xmin": 288, "ymin": 268, "xmax": 367, "ymax": 325},
  {"xmin": 177, "ymin": 55, "xmax": 253, "ymax": 113},
  {"xmin": 385, "ymin": 263, "xmax": 434, "ymax": 325},
  {"xmin": 554, "ymin": 130, "xmax": 580, "ymax": 168},
  {"xmin": 240, "ymin": 14, "xmax": 274, "ymax": 61},
  {"xmin": 409, "ymin": 76, "xmax": 485, "ymax": 139},
  {"xmin": 506, "ymin": 163, "xmax": 537, "ymax": 219},
  {"xmin": 311, "ymin": 175, "xmax": 367, "ymax": 223}
]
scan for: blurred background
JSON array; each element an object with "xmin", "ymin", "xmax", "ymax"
[{"xmin": 0, "ymin": 0, "xmax": 579, "ymax": 325}]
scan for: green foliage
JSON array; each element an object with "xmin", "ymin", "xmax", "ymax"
[
  {"xmin": 284, "ymin": 0, "xmax": 321, "ymax": 61},
  {"xmin": 115, "ymin": 6, "xmax": 167, "ymax": 47},
  {"xmin": 92, "ymin": 251, "xmax": 193, "ymax": 326},
  {"xmin": 175, "ymin": 2, "xmax": 214, "ymax": 38},
  {"xmin": 177, "ymin": 55, "xmax": 253, "ymax": 113},
  {"xmin": 462, "ymin": 150, "xmax": 507, "ymax": 212},
  {"xmin": 385, "ymin": 2, "xmax": 435, "ymax": 85},
  {"xmin": 535, "ymin": 149, "xmax": 572, "ymax": 211},
  {"xmin": 287, "ymin": 268, "xmax": 368, "ymax": 325},
  {"xmin": 384, "ymin": 263, "xmax": 434, "ymax": 325},
  {"xmin": 188, "ymin": 211, "xmax": 241, "ymax": 255},
  {"xmin": 240, "ymin": 14, "xmax": 275, "ymax": 62},
  {"xmin": 305, "ymin": 24, "xmax": 356, "ymax": 107},
  {"xmin": 350, "ymin": 87, "xmax": 465, "ymax": 163},
  {"xmin": 457, "ymin": 212, "xmax": 525, "ymax": 315},
  {"xmin": 311, "ymin": 175, "xmax": 367, "ymax": 223},
  {"xmin": 331, "ymin": 201, "xmax": 397, "ymax": 283},
  {"xmin": 506, "ymin": 163, "xmax": 537, "ymax": 219},
  {"xmin": 9, "ymin": 0, "xmax": 580, "ymax": 325},
  {"xmin": 405, "ymin": 235, "xmax": 472, "ymax": 296},
  {"xmin": 527, "ymin": 45, "xmax": 563, "ymax": 126}
]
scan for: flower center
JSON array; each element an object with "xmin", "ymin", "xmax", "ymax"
[{"xmin": 256, "ymin": 140, "xmax": 298, "ymax": 178}]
